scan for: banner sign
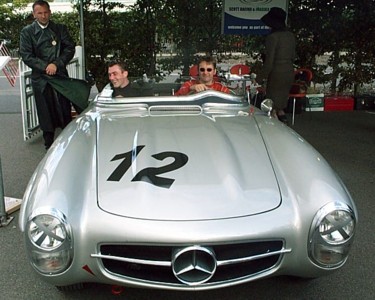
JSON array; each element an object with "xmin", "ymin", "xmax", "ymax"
[{"xmin": 222, "ymin": 0, "xmax": 288, "ymax": 35}]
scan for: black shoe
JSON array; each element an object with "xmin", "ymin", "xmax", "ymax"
[
  {"xmin": 278, "ymin": 114, "xmax": 289, "ymax": 125},
  {"xmin": 43, "ymin": 131, "xmax": 54, "ymax": 149}
]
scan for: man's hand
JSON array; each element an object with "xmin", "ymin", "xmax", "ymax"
[
  {"xmin": 45, "ymin": 63, "xmax": 57, "ymax": 75},
  {"xmin": 191, "ymin": 83, "xmax": 209, "ymax": 93}
]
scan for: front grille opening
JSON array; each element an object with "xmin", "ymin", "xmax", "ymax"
[
  {"xmin": 213, "ymin": 255, "xmax": 280, "ymax": 282},
  {"xmin": 214, "ymin": 241, "xmax": 283, "ymax": 261},
  {"xmin": 101, "ymin": 245, "xmax": 171, "ymax": 262},
  {"xmin": 99, "ymin": 240, "xmax": 284, "ymax": 286},
  {"xmin": 102, "ymin": 258, "xmax": 179, "ymax": 283}
]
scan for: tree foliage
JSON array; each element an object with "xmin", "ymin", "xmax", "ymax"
[
  {"xmin": 2, "ymin": 0, "xmax": 374, "ymax": 94},
  {"xmin": 0, "ymin": 0, "xmax": 29, "ymax": 48},
  {"xmin": 289, "ymin": 0, "xmax": 375, "ymax": 93}
]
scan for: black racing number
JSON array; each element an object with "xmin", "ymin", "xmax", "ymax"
[
  {"xmin": 107, "ymin": 146, "xmax": 188, "ymax": 189},
  {"xmin": 132, "ymin": 151, "xmax": 188, "ymax": 189},
  {"xmin": 107, "ymin": 145, "xmax": 145, "ymax": 182}
]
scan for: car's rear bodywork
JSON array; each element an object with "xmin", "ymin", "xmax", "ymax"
[{"xmin": 19, "ymin": 89, "xmax": 357, "ymax": 291}]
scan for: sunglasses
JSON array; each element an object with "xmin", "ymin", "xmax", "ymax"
[{"xmin": 199, "ymin": 68, "xmax": 213, "ymax": 72}]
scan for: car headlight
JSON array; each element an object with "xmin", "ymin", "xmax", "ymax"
[
  {"xmin": 308, "ymin": 202, "xmax": 356, "ymax": 268},
  {"xmin": 25, "ymin": 208, "xmax": 73, "ymax": 275}
]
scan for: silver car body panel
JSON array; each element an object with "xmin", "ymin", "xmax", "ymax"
[
  {"xmin": 97, "ymin": 109, "xmax": 280, "ymax": 220},
  {"xmin": 19, "ymin": 90, "xmax": 357, "ymax": 290}
]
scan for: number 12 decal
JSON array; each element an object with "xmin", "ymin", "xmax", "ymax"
[{"xmin": 107, "ymin": 145, "xmax": 189, "ymax": 189}]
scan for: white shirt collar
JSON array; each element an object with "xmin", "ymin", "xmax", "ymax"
[{"xmin": 37, "ymin": 22, "xmax": 49, "ymax": 29}]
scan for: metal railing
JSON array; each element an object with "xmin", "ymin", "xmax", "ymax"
[{"xmin": 0, "ymin": 41, "xmax": 18, "ymax": 87}]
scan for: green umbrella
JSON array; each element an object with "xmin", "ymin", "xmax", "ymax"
[{"xmin": 48, "ymin": 76, "xmax": 91, "ymax": 112}]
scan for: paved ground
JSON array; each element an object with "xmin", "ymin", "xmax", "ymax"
[{"xmin": 0, "ymin": 75, "xmax": 374, "ymax": 299}]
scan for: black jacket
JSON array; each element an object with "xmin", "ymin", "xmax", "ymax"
[
  {"xmin": 19, "ymin": 21, "xmax": 90, "ymax": 132},
  {"xmin": 20, "ymin": 20, "xmax": 75, "ymax": 89}
]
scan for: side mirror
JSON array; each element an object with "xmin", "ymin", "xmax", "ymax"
[{"xmin": 261, "ymin": 98, "xmax": 274, "ymax": 117}]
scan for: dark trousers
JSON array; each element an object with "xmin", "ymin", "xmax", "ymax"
[{"xmin": 33, "ymin": 83, "xmax": 72, "ymax": 148}]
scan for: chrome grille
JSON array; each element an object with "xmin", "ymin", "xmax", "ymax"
[{"xmin": 94, "ymin": 240, "xmax": 286, "ymax": 287}]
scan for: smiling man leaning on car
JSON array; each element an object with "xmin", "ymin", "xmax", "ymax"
[{"xmin": 108, "ymin": 61, "xmax": 155, "ymax": 97}]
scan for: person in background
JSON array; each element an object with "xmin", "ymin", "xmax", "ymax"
[
  {"xmin": 20, "ymin": 0, "xmax": 76, "ymax": 149},
  {"xmin": 108, "ymin": 61, "xmax": 153, "ymax": 97},
  {"xmin": 175, "ymin": 56, "xmax": 230, "ymax": 96},
  {"xmin": 257, "ymin": 7, "xmax": 296, "ymax": 124}
]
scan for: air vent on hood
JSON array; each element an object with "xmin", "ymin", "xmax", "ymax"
[{"xmin": 148, "ymin": 105, "xmax": 202, "ymax": 116}]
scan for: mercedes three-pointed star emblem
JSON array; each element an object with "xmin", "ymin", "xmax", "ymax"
[{"xmin": 172, "ymin": 245, "xmax": 217, "ymax": 285}]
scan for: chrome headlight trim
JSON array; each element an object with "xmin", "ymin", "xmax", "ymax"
[
  {"xmin": 25, "ymin": 207, "xmax": 73, "ymax": 274},
  {"xmin": 308, "ymin": 202, "xmax": 356, "ymax": 268}
]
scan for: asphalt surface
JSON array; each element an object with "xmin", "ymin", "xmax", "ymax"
[{"xmin": 0, "ymin": 75, "xmax": 374, "ymax": 299}]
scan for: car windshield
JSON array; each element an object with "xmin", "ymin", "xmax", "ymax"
[{"xmin": 96, "ymin": 76, "xmax": 250, "ymax": 107}]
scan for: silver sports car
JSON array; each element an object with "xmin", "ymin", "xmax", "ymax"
[{"xmin": 19, "ymin": 86, "xmax": 357, "ymax": 291}]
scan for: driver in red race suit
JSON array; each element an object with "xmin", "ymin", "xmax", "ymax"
[{"xmin": 175, "ymin": 56, "xmax": 230, "ymax": 96}]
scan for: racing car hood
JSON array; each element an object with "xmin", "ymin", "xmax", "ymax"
[{"xmin": 97, "ymin": 112, "xmax": 281, "ymax": 221}]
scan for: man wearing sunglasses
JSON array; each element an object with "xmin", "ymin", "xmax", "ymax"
[{"xmin": 175, "ymin": 56, "xmax": 230, "ymax": 96}]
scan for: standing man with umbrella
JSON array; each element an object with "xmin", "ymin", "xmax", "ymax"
[{"xmin": 20, "ymin": 0, "xmax": 86, "ymax": 149}]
